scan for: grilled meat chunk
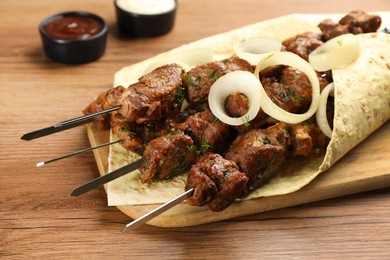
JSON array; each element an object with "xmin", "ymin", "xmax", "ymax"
[
  {"xmin": 111, "ymin": 123, "xmax": 143, "ymax": 154},
  {"xmin": 290, "ymin": 122, "xmax": 329, "ymax": 157},
  {"xmin": 83, "ymin": 85, "xmax": 126, "ymax": 129},
  {"xmin": 282, "ymin": 32, "xmax": 324, "ymax": 61},
  {"xmin": 185, "ymin": 120, "xmax": 330, "ymax": 211},
  {"xmin": 260, "ymin": 66, "xmax": 312, "ymax": 114},
  {"xmin": 183, "ymin": 55, "xmax": 253, "ymax": 104},
  {"xmin": 178, "ymin": 109, "xmax": 230, "ymax": 153},
  {"xmin": 185, "ymin": 153, "xmax": 248, "ymax": 211},
  {"xmin": 230, "ymin": 65, "xmax": 331, "ymax": 133},
  {"xmin": 259, "ymin": 66, "xmax": 331, "ymax": 115},
  {"xmin": 118, "ymin": 63, "xmax": 184, "ymax": 124},
  {"xmin": 225, "ymin": 122, "xmax": 290, "ymax": 192},
  {"xmin": 111, "ymin": 119, "xmax": 174, "ymax": 155},
  {"xmin": 319, "ymin": 10, "xmax": 381, "ymax": 41},
  {"xmin": 139, "ymin": 131, "xmax": 196, "ymax": 183},
  {"xmin": 225, "ymin": 92, "xmax": 249, "ymax": 118}
]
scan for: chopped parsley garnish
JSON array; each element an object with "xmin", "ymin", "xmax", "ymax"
[
  {"xmin": 196, "ymin": 141, "xmax": 213, "ymax": 156},
  {"xmin": 208, "ymin": 69, "xmax": 219, "ymax": 81},
  {"xmin": 120, "ymin": 125, "xmax": 136, "ymax": 136},
  {"xmin": 185, "ymin": 74, "xmax": 201, "ymax": 87},
  {"xmin": 169, "ymin": 130, "xmax": 180, "ymax": 135},
  {"xmin": 242, "ymin": 115, "xmax": 250, "ymax": 128},
  {"xmin": 287, "ymin": 88, "xmax": 305, "ymax": 103},
  {"xmin": 174, "ymin": 87, "xmax": 185, "ymax": 102}
]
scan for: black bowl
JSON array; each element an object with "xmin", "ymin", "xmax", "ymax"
[
  {"xmin": 114, "ymin": 0, "xmax": 177, "ymax": 37},
  {"xmin": 39, "ymin": 11, "xmax": 108, "ymax": 64}
]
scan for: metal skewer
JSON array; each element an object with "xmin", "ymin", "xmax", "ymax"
[
  {"xmin": 119, "ymin": 155, "xmax": 279, "ymax": 233},
  {"xmin": 120, "ymin": 188, "xmax": 194, "ymax": 234},
  {"xmin": 70, "ymin": 158, "xmax": 144, "ymax": 196},
  {"xmin": 381, "ymin": 25, "xmax": 390, "ymax": 34},
  {"xmin": 21, "ymin": 105, "xmax": 121, "ymax": 141},
  {"xmin": 36, "ymin": 140, "xmax": 122, "ymax": 167}
]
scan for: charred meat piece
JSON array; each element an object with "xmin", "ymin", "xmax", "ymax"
[
  {"xmin": 178, "ymin": 109, "xmax": 230, "ymax": 154},
  {"xmin": 83, "ymin": 85, "xmax": 126, "ymax": 129},
  {"xmin": 319, "ymin": 10, "xmax": 381, "ymax": 41},
  {"xmin": 225, "ymin": 92, "xmax": 249, "ymax": 118},
  {"xmin": 111, "ymin": 122, "xmax": 144, "ymax": 154},
  {"xmin": 183, "ymin": 55, "xmax": 253, "ymax": 104},
  {"xmin": 111, "ymin": 119, "xmax": 174, "ymax": 155},
  {"xmin": 225, "ymin": 122, "xmax": 290, "ymax": 192},
  {"xmin": 290, "ymin": 122, "xmax": 329, "ymax": 157},
  {"xmin": 260, "ymin": 66, "xmax": 312, "ymax": 114},
  {"xmin": 183, "ymin": 61, "xmax": 225, "ymax": 104},
  {"xmin": 139, "ymin": 131, "xmax": 196, "ymax": 183},
  {"xmin": 185, "ymin": 153, "xmax": 248, "ymax": 212},
  {"xmin": 282, "ymin": 32, "xmax": 324, "ymax": 61},
  {"xmin": 258, "ymin": 65, "xmax": 332, "ymax": 115},
  {"xmin": 223, "ymin": 55, "xmax": 254, "ymax": 72},
  {"xmin": 118, "ymin": 63, "xmax": 184, "ymax": 124}
]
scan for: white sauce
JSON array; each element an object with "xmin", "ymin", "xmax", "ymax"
[{"xmin": 117, "ymin": 0, "xmax": 176, "ymax": 15}]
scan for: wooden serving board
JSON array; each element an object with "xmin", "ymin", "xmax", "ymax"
[{"xmin": 86, "ymin": 122, "xmax": 390, "ymax": 227}]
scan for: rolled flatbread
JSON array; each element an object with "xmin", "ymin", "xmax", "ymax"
[{"xmin": 104, "ymin": 12, "xmax": 390, "ymax": 225}]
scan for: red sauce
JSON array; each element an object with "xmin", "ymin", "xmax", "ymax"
[{"xmin": 44, "ymin": 15, "xmax": 103, "ymax": 40}]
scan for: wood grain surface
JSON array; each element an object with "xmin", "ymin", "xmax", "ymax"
[{"xmin": 1, "ymin": 0, "xmax": 390, "ymax": 259}]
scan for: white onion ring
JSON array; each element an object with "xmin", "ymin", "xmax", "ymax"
[
  {"xmin": 234, "ymin": 37, "xmax": 282, "ymax": 65},
  {"xmin": 316, "ymin": 83, "xmax": 334, "ymax": 138},
  {"xmin": 308, "ymin": 34, "xmax": 360, "ymax": 72},
  {"xmin": 254, "ymin": 51, "xmax": 321, "ymax": 124},
  {"xmin": 208, "ymin": 71, "xmax": 262, "ymax": 126}
]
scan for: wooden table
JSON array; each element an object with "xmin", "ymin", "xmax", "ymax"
[{"xmin": 1, "ymin": 0, "xmax": 389, "ymax": 258}]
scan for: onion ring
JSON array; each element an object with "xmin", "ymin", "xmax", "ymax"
[
  {"xmin": 308, "ymin": 34, "xmax": 360, "ymax": 72},
  {"xmin": 208, "ymin": 71, "xmax": 262, "ymax": 126},
  {"xmin": 316, "ymin": 83, "xmax": 334, "ymax": 138},
  {"xmin": 254, "ymin": 51, "xmax": 321, "ymax": 124},
  {"xmin": 234, "ymin": 37, "xmax": 282, "ymax": 65}
]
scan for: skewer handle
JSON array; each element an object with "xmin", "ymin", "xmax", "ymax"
[
  {"xmin": 70, "ymin": 158, "xmax": 144, "ymax": 197},
  {"xmin": 21, "ymin": 105, "xmax": 121, "ymax": 140},
  {"xmin": 36, "ymin": 140, "xmax": 122, "ymax": 167}
]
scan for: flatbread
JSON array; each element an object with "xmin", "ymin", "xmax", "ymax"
[{"xmin": 106, "ymin": 13, "xmax": 390, "ymax": 206}]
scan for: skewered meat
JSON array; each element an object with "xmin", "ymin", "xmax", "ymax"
[
  {"xmin": 185, "ymin": 153, "xmax": 248, "ymax": 211},
  {"xmin": 259, "ymin": 65, "xmax": 332, "ymax": 114},
  {"xmin": 138, "ymin": 109, "xmax": 231, "ymax": 183},
  {"xmin": 117, "ymin": 63, "xmax": 184, "ymax": 124},
  {"xmin": 290, "ymin": 122, "xmax": 329, "ymax": 157},
  {"xmin": 111, "ymin": 119, "xmax": 174, "ymax": 155},
  {"xmin": 318, "ymin": 10, "xmax": 381, "ymax": 41},
  {"xmin": 111, "ymin": 123, "xmax": 144, "ymax": 154},
  {"xmin": 186, "ymin": 121, "xmax": 329, "ymax": 211},
  {"xmin": 83, "ymin": 63, "xmax": 184, "ymax": 129},
  {"xmin": 183, "ymin": 55, "xmax": 253, "ymax": 104},
  {"xmin": 139, "ymin": 130, "xmax": 196, "ymax": 183},
  {"xmin": 225, "ymin": 122, "xmax": 290, "ymax": 192},
  {"xmin": 178, "ymin": 109, "xmax": 230, "ymax": 153},
  {"xmin": 282, "ymin": 32, "xmax": 324, "ymax": 61},
  {"xmin": 83, "ymin": 85, "xmax": 126, "ymax": 129},
  {"xmin": 225, "ymin": 92, "xmax": 249, "ymax": 118},
  {"xmin": 261, "ymin": 66, "xmax": 313, "ymax": 113}
]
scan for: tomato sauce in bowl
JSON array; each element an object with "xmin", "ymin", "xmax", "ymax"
[
  {"xmin": 39, "ymin": 11, "xmax": 108, "ymax": 64},
  {"xmin": 44, "ymin": 15, "xmax": 103, "ymax": 40}
]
